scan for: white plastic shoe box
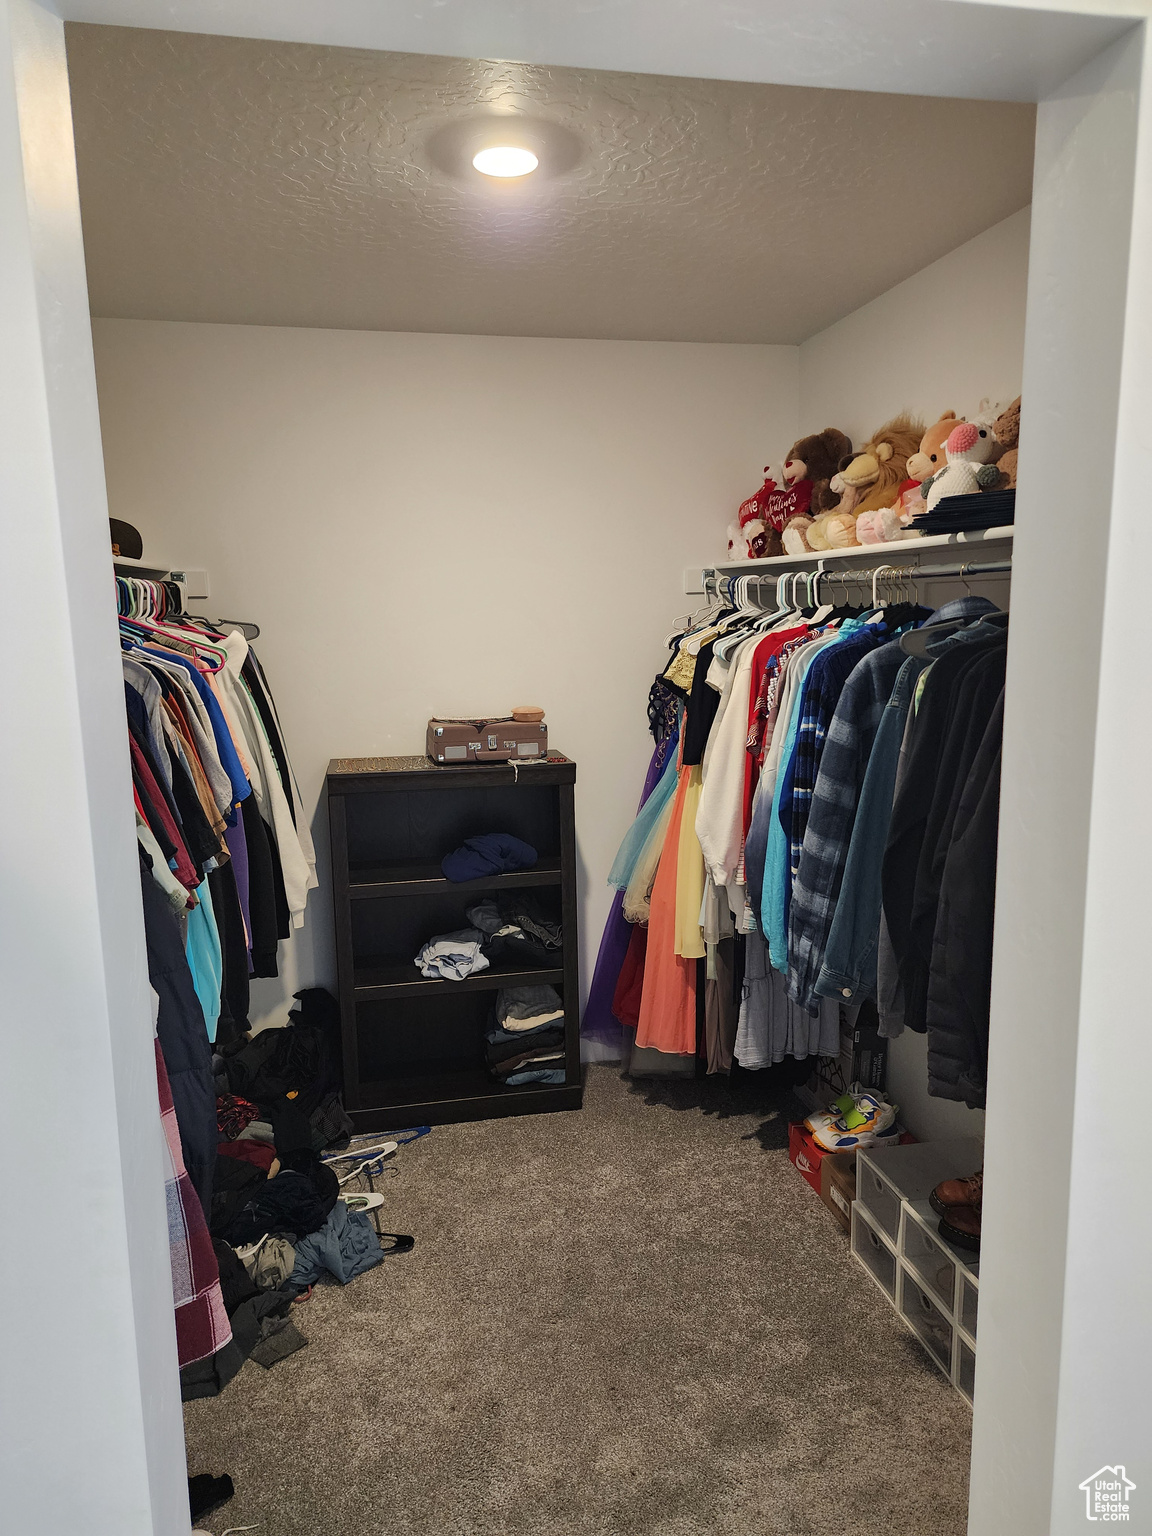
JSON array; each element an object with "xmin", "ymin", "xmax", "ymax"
[{"xmin": 849, "ymin": 1136, "xmax": 982, "ymax": 1406}]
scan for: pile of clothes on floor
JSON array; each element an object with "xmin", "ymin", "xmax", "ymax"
[
  {"xmin": 415, "ymin": 892, "xmax": 563, "ymax": 980},
  {"xmin": 181, "ymin": 987, "xmax": 390, "ymax": 1399},
  {"xmin": 484, "ymin": 985, "xmax": 566, "ymax": 1085}
]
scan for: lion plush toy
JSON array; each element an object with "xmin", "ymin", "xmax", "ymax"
[
  {"xmin": 812, "ymin": 414, "xmax": 922, "ymax": 549},
  {"xmin": 849, "ymin": 414, "xmax": 924, "ymax": 516}
]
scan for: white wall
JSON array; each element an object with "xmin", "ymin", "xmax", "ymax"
[
  {"xmin": 975, "ymin": 29, "xmax": 1151, "ymax": 1535},
  {"xmin": 798, "ymin": 205, "xmax": 1031, "ymax": 1145},
  {"xmin": 799, "ymin": 207, "xmax": 1030, "ymax": 442},
  {"xmin": 1, "ymin": 2, "xmax": 187, "ymax": 1532},
  {"xmin": 91, "ymin": 320, "xmax": 797, "ymax": 1025}
]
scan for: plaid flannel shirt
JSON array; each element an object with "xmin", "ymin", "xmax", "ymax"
[
  {"xmin": 157, "ymin": 1040, "xmax": 232, "ymax": 1369},
  {"xmin": 781, "ymin": 628, "xmax": 887, "ymax": 887},
  {"xmin": 786, "ymin": 641, "xmax": 909, "ymax": 1013}
]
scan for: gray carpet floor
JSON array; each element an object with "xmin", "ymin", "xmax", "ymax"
[{"xmin": 185, "ymin": 1065, "xmax": 972, "ymax": 1536}]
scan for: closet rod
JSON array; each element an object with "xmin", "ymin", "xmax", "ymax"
[
  {"xmin": 705, "ymin": 556, "xmax": 1011, "ymax": 606},
  {"xmin": 808, "ymin": 558, "xmax": 1011, "ymax": 583}
]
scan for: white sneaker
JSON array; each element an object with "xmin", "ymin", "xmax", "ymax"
[
  {"xmin": 804, "ymin": 1090, "xmax": 863, "ymax": 1138},
  {"xmin": 811, "ymin": 1093, "xmax": 898, "ymax": 1151}
]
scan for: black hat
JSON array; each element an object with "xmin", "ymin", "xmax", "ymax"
[{"xmin": 109, "ymin": 519, "xmax": 142, "ymax": 559}]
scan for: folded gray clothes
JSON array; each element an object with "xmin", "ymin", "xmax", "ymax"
[
  {"xmin": 485, "ymin": 1023, "xmax": 565, "ymax": 1065},
  {"xmin": 235, "ymin": 1234, "xmax": 297, "ymax": 1292},
  {"xmin": 496, "ymin": 985, "xmax": 564, "ymax": 1031},
  {"xmin": 415, "ymin": 928, "xmax": 490, "ymax": 980}
]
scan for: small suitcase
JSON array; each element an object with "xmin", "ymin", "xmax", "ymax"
[{"xmin": 426, "ymin": 715, "xmax": 548, "ymax": 765}]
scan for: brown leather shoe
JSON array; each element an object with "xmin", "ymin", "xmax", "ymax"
[
  {"xmin": 938, "ymin": 1203, "xmax": 981, "ymax": 1253},
  {"xmin": 929, "ymin": 1168, "xmax": 982, "ymax": 1218}
]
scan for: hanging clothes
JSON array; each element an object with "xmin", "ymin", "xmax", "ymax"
[
  {"xmin": 634, "ymin": 756, "xmax": 698, "ymax": 1055},
  {"xmin": 119, "ymin": 578, "xmax": 315, "ymax": 1044},
  {"xmin": 925, "ymin": 690, "xmax": 1004, "ymax": 1107},
  {"xmin": 140, "ymin": 857, "xmax": 217, "ymax": 1219},
  {"xmin": 788, "ymin": 596, "xmax": 992, "ymax": 1012},
  {"xmin": 584, "ymin": 569, "xmax": 1009, "ymax": 1106},
  {"xmin": 155, "ymin": 1034, "xmax": 231, "ymax": 1370},
  {"xmin": 583, "ymin": 725, "xmax": 679, "ymax": 1050}
]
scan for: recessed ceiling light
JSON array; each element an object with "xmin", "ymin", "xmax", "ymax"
[{"xmin": 472, "ymin": 146, "xmax": 540, "ymax": 178}]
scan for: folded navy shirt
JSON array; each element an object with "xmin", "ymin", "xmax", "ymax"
[{"xmin": 441, "ymin": 833, "xmax": 537, "ymax": 882}]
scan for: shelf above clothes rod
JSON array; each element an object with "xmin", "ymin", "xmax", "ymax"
[
  {"xmin": 114, "ymin": 556, "xmax": 210, "ymax": 599},
  {"xmin": 707, "ymin": 524, "xmax": 1013, "ymax": 576}
]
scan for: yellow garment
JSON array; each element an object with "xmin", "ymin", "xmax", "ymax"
[
  {"xmin": 663, "ymin": 646, "xmax": 698, "ymax": 694},
  {"xmin": 622, "ymin": 789, "xmax": 677, "ymax": 925},
  {"xmin": 674, "ymin": 765, "xmax": 706, "ymax": 960}
]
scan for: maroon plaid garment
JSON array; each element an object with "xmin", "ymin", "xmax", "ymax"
[{"xmin": 156, "ymin": 1042, "xmax": 231, "ymax": 1367}]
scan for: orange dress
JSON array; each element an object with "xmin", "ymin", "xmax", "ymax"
[{"xmin": 634, "ymin": 766, "xmax": 698, "ymax": 1055}]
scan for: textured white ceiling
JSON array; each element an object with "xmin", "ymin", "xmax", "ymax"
[{"xmin": 66, "ymin": 25, "xmax": 1036, "ymax": 344}]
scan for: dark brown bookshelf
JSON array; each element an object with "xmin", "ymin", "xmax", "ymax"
[{"xmin": 326, "ymin": 753, "xmax": 583, "ymax": 1131}]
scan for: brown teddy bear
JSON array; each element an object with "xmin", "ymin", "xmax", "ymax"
[
  {"xmin": 773, "ymin": 427, "xmax": 852, "ymax": 554},
  {"xmin": 988, "ymin": 396, "xmax": 1021, "ymax": 489},
  {"xmin": 906, "ymin": 411, "xmax": 960, "ymax": 486}
]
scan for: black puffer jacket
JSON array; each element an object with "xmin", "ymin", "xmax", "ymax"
[{"xmin": 925, "ymin": 691, "xmax": 1005, "ymax": 1108}]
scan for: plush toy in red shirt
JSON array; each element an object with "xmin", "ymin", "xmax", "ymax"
[{"xmin": 726, "ymin": 464, "xmax": 782, "ymax": 560}]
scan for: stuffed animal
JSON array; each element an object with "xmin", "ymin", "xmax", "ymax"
[
  {"xmin": 831, "ymin": 459, "xmax": 879, "ymax": 542},
  {"xmin": 803, "ymin": 512, "xmax": 833, "ymax": 552},
  {"xmin": 856, "ymin": 411, "xmax": 961, "ymax": 543},
  {"xmin": 988, "ymin": 396, "xmax": 1021, "ymax": 489},
  {"xmin": 823, "ymin": 482, "xmax": 868, "ymax": 547},
  {"xmin": 726, "ymin": 466, "xmax": 781, "ymax": 559},
  {"xmin": 849, "ymin": 414, "xmax": 924, "ymax": 518},
  {"xmin": 772, "ymin": 428, "xmax": 852, "ymax": 554},
  {"xmin": 726, "ymin": 518, "xmax": 756, "ymax": 560},
  {"xmin": 799, "ymin": 473, "xmax": 853, "ymax": 552},
  {"xmin": 824, "ymin": 414, "xmax": 920, "ymax": 550},
  {"xmin": 922, "ymin": 420, "xmax": 1001, "ymax": 511},
  {"xmin": 855, "ymin": 481, "xmax": 924, "ymax": 545},
  {"xmin": 906, "ymin": 411, "xmax": 959, "ymax": 487},
  {"xmin": 781, "ymin": 514, "xmax": 814, "ymax": 556}
]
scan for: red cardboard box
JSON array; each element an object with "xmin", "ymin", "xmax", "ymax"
[
  {"xmin": 789, "ymin": 1121, "xmax": 837, "ymax": 1193},
  {"xmin": 789, "ymin": 1120, "xmax": 917, "ymax": 1197}
]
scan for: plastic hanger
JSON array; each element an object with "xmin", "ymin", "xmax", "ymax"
[
  {"xmin": 746, "ymin": 571, "xmax": 793, "ymax": 633},
  {"xmin": 808, "ymin": 565, "xmax": 837, "ymax": 626}
]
